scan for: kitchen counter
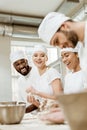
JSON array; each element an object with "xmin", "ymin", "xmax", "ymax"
[{"xmin": 0, "ymin": 113, "xmax": 70, "ymax": 130}]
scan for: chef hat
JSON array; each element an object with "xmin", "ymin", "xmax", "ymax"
[
  {"xmin": 10, "ymin": 50, "xmax": 26, "ymax": 63},
  {"xmin": 32, "ymin": 45, "xmax": 47, "ymax": 55},
  {"xmin": 60, "ymin": 47, "xmax": 78, "ymax": 54},
  {"xmin": 38, "ymin": 12, "xmax": 71, "ymax": 44}
]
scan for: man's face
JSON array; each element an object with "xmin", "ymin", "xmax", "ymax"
[
  {"xmin": 50, "ymin": 31, "xmax": 74, "ymax": 49},
  {"xmin": 13, "ymin": 59, "xmax": 30, "ymax": 76}
]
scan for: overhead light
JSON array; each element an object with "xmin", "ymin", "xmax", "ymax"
[{"xmin": 67, "ymin": 0, "xmax": 79, "ymax": 2}]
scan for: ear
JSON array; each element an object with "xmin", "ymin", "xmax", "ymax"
[
  {"xmin": 61, "ymin": 22, "xmax": 69, "ymax": 31},
  {"xmin": 24, "ymin": 59, "xmax": 28, "ymax": 63},
  {"xmin": 45, "ymin": 55, "xmax": 48, "ymax": 61},
  {"xmin": 76, "ymin": 53, "xmax": 79, "ymax": 58}
]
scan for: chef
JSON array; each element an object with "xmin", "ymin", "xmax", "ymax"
[
  {"xmin": 38, "ymin": 12, "xmax": 87, "ymax": 72},
  {"xmin": 10, "ymin": 50, "xmax": 38, "ymax": 113}
]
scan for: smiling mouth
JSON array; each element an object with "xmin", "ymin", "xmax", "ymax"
[
  {"xmin": 66, "ymin": 62, "xmax": 71, "ymax": 68},
  {"xmin": 36, "ymin": 61, "xmax": 42, "ymax": 64},
  {"xmin": 21, "ymin": 68, "xmax": 27, "ymax": 73},
  {"xmin": 65, "ymin": 62, "xmax": 70, "ymax": 66}
]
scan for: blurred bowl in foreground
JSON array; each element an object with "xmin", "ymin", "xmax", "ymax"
[
  {"xmin": 0, "ymin": 101, "xmax": 26, "ymax": 124},
  {"xmin": 57, "ymin": 92, "xmax": 87, "ymax": 130}
]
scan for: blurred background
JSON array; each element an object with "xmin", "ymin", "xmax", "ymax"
[{"xmin": 0, "ymin": 0, "xmax": 87, "ymax": 101}]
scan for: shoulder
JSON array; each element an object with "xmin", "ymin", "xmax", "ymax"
[
  {"xmin": 49, "ymin": 67, "xmax": 60, "ymax": 73},
  {"xmin": 48, "ymin": 67, "xmax": 61, "ymax": 78}
]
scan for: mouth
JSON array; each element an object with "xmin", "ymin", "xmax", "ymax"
[
  {"xmin": 65, "ymin": 62, "xmax": 71, "ymax": 68},
  {"xmin": 21, "ymin": 68, "xmax": 27, "ymax": 73},
  {"xmin": 65, "ymin": 62, "xmax": 70, "ymax": 66},
  {"xmin": 36, "ymin": 61, "xmax": 42, "ymax": 64}
]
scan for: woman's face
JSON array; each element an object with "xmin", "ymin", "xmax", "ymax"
[
  {"xmin": 32, "ymin": 51, "xmax": 47, "ymax": 68},
  {"xmin": 61, "ymin": 51, "xmax": 79, "ymax": 70},
  {"xmin": 50, "ymin": 32, "xmax": 74, "ymax": 48}
]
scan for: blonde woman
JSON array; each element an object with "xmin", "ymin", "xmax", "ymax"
[{"xmin": 26, "ymin": 45, "xmax": 63, "ymax": 109}]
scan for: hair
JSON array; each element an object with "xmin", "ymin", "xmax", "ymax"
[
  {"xmin": 59, "ymin": 30, "xmax": 78, "ymax": 47},
  {"xmin": 67, "ymin": 19, "xmax": 74, "ymax": 22}
]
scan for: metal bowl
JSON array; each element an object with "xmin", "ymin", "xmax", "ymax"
[{"xmin": 0, "ymin": 101, "xmax": 26, "ymax": 124}]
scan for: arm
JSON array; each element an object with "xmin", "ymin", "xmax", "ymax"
[
  {"xmin": 25, "ymin": 104, "xmax": 38, "ymax": 113},
  {"xmin": 26, "ymin": 78, "xmax": 63, "ymax": 100},
  {"xmin": 51, "ymin": 78, "xmax": 63, "ymax": 97}
]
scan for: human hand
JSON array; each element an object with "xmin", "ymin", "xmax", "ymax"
[
  {"xmin": 49, "ymin": 107, "xmax": 61, "ymax": 112},
  {"xmin": 39, "ymin": 110, "xmax": 64, "ymax": 124},
  {"xmin": 26, "ymin": 86, "xmax": 32, "ymax": 93},
  {"xmin": 26, "ymin": 86, "xmax": 38, "ymax": 95},
  {"xmin": 27, "ymin": 94, "xmax": 40, "ymax": 107}
]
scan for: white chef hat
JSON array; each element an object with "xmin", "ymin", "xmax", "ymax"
[
  {"xmin": 38, "ymin": 12, "xmax": 71, "ymax": 44},
  {"xmin": 32, "ymin": 45, "xmax": 47, "ymax": 55},
  {"xmin": 10, "ymin": 50, "xmax": 26, "ymax": 63},
  {"xmin": 60, "ymin": 47, "xmax": 78, "ymax": 54}
]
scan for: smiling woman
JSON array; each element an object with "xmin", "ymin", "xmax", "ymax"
[
  {"xmin": 60, "ymin": 47, "xmax": 86, "ymax": 94},
  {"xmin": 26, "ymin": 44, "xmax": 63, "ymax": 110},
  {"xmin": 11, "ymin": 40, "xmax": 60, "ymax": 102}
]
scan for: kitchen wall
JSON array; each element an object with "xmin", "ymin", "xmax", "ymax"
[{"xmin": 0, "ymin": 36, "xmax": 12, "ymax": 101}]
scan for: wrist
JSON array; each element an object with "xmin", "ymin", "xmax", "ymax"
[{"xmin": 35, "ymin": 90, "xmax": 39, "ymax": 95}]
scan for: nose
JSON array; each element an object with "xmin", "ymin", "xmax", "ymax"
[
  {"xmin": 60, "ymin": 43, "xmax": 68, "ymax": 49},
  {"xmin": 59, "ymin": 44, "xmax": 64, "ymax": 49},
  {"xmin": 36, "ymin": 56, "xmax": 41, "ymax": 60},
  {"xmin": 62, "ymin": 57, "xmax": 67, "ymax": 64},
  {"xmin": 19, "ymin": 64, "xmax": 24, "ymax": 68}
]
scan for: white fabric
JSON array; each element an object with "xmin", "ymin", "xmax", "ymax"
[
  {"xmin": 79, "ymin": 22, "xmax": 87, "ymax": 86},
  {"xmin": 64, "ymin": 70, "xmax": 86, "ymax": 94},
  {"xmin": 10, "ymin": 50, "xmax": 25, "ymax": 63},
  {"xmin": 38, "ymin": 12, "xmax": 70, "ymax": 44},
  {"xmin": 60, "ymin": 47, "xmax": 78, "ymax": 54},
  {"xmin": 84, "ymin": 22, "xmax": 87, "ymax": 47},
  {"xmin": 80, "ymin": 22, "xmax": 87, "ymax": 71},
  {"xmin": 16, "ymin": 65, "xmax": 61, "ymax": 105},
  {"xmin": 32, "ymin": 45, "xmax": 47, "ymax": 55},
  {"xmin": 17, "ymin": 74, "xmax": 31, "ymax": 104},
  {"xmin": 32, "ymin": 67, "xmax": 61, "ymax": 95},
  {"xmin": 75, "ymin": 41, "xmax": 83, "ymax": 56},
  {"xmin": 17, "ymin": 67, "xmax": 37, "ymax": 106}
]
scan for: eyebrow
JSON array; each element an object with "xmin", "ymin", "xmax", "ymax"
[{"xmin": 61, "ymin": 52, "xmax": 69, "ymax": 56}]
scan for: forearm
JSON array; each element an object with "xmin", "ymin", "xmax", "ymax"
[
  {"xmin": 25, "ymin": 104, "xmax": 38, "ymax": 113},
  {"xmin": 35, "ymin": 91, "xmax": 56, "ymax": 100}
]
